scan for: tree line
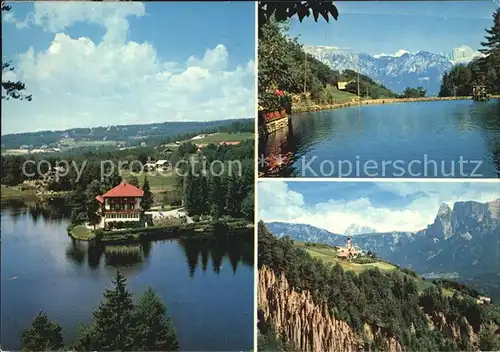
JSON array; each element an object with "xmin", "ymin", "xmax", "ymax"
[
  {"xmin": 258, "ymin": 221, "xmax": 500, "ymax": 351},
  {"xmin": 21, "ymin": 271, "xmax": 179, "ymax": 351},
  {"xmin": 1, "ymin": 118, "xmax": 254, "ymax": 150},
  {"xmin": 439, "ymin": 8, "xmax": 500, "ymax": 97}
]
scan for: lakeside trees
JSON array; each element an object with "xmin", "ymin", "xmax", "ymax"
[
  {"xmin": 258, "ymin": 221, "xmax": 500, "ymax": 351},
  {"xmin": 21, "ymin": 272, "xmax": 179, "ymax": 351},
  {"xmin": 402, "ymin": 86, "xmax": 427, "ymax": 98}
]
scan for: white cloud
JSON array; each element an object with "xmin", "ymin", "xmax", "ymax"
[
  {"xmin": 2, "ymin": 3, "xmax": 255, "ymax": 134},
  {"xmin": 258, "ymin": 181, "xmax": 500, "ymax": 234}
]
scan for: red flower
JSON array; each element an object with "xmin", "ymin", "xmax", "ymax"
[{"xmin": 274, "ymin": 89, "xmax": 285, "ymax": 97}]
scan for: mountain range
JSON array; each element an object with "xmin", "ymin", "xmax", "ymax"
[
  {"xmin": 265, "ymin": 199, "xmax": 500, "ymax": 298},
  {"xmin": 304, "ymin": 45, "xmax": 484, "ymax": 96}
]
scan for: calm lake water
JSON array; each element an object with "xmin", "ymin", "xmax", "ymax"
[
  {"xmin": 0, "ymin": 199, "xmax": 254, "ymax": 351},
  {"xmin": 259, "ymin": 99, "xmax": 500, "ymax": 178}
]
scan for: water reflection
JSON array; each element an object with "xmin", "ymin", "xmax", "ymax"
[
  {"xmin": 2, "ymin": 197, "xmax": 71, "ymax": 223},
  {"xmin": 64, "ymin": 234, "xmax": 253, "ymax": 277},
  {"xmin": 176, "ymin": 234, "xmax": 253, "ymax": 276}
]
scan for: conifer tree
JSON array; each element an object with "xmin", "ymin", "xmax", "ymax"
[
  {"xmin": 140, "ymin": 176, "xmax": 154, "ymax": 211},
  {"xmin": 85, "ymin": 180, "xmax": 102, "ymax": 229},
  {"xmin": 479, "ymin": 8, "xmax": 500, "ymax": 92},
  {"xmin": 183, "ymin": 167, "xmax": 196, "ymax": 215},
  {"xmin": 133, "ymin": 287, "xmax": 180, "ymax": 351},
  {"xmin": 480, "ymin": 8, "xmax": 500, "ymax": 56},
  {"xmin": 71, "ymin": 184, "xmax": 88, "ymax": 224},
  {"xmin": 90, "ymin": 271, "xmax": 135, "ymax": 350},
  {"xmin": 225, "ymin": 175, "xmax": 238, "ymax": 217},
  {"xmin": 209, "ymin": 175, "xmax": 224, "ymax": 219}
]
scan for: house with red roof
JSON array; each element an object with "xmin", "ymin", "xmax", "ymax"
[{"xmin": 95, "ymin": 182, "xmax": 144, "ymax": 226}]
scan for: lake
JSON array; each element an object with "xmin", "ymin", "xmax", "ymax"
[
  {"xmin": 259, "ymin": 99, "xmax": 500, "ymax": 178},
  {"xmin": 0, "ymin": 199, "xmax": 254, "ymax": 351}
]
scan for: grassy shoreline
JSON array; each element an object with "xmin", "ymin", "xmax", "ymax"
[
  {"xmin": 292, "ymin": 95, "xmax": 500, "ymax": 114},
  {"xmin": 1, "ymin": 185, "xmax": 71, "ymax": 200},
  {"xmin": 68, "ymin": 219, "xmax": 253, "ymax": 244}
]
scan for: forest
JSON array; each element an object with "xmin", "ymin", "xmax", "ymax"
[
  {"xmin": 258, "ymin": 221, "xmax": 500, "ymax": 351},
  {"xmin": 439, "ymin": 8, "xmax": 500, "ymax": 97}
]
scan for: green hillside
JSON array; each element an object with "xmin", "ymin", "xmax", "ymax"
[
  {"xmin": 294, "ymin": 241, "xmax": 453, "ymax": 297},
  {"xmin": 258, "ymin": 21, "xmax": 397, "ymax": 109}
]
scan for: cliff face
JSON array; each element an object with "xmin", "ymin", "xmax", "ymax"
[{"xmin": 258, "ymin": 266, "xmax": 402, "ymax": 352}]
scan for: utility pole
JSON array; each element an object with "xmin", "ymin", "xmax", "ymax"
[{"xmin": 304, "ymin": 51, "xmax": 307, "ymax": 94}]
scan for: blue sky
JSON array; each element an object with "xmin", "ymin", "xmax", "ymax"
[
  {"xmin": 258, "ymin": 181, "xmax": 500, "ymax": 233},
  {"xmin": 1, "ymin": 2, "xmax": 255, "ymax": 134},
  {"xmin": 288, "ymin": 1, "xmax": 496, "ymax": 55}
]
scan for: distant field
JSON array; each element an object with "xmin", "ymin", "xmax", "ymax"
[
  {"xmin": 120, "ymin": 170, "xmax": 178, "ymax": 192},
  {"xmin": 1, "ymin": 185, "xmax": 37, "ymax": 199},
  {"xmin": 60, "ymin": 138, "xmax": 121, "ymax": 147},
  {"xmin": 2, "ymin": 149, "xmax": 30, "ymax": 155},
  {"xmin": 185, "ymin": 132, "xmax": 253, "ymax": 144}
]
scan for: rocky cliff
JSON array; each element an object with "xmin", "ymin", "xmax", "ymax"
[{"xmin": 258, "ymin": 266, "xmax": 403, "ymax": 352}]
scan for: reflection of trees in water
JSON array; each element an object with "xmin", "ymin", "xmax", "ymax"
[
  {"xmin": 201, "ymin": 245, "xmax": 209, "ymax": 272},
  {"xmin": 3, "ymin": 197, "xmax": 73, "ymax": 224},
  {"xmin": 178, "ymin": 231, "xmax": 254, "ymax": 277},
  {"xmin": 260, "ymin": 123, "xmax": 296, "ymax": 159},
  {"xmin": 87, "ymin": 243, "xmax": 102, "ymax": 269},
  {"xmin": 29, "ymin": 198, "xmax": 71, "ymax": 221},
  {"xmin": 66, "ymin": 239, "xmax": 86, "ymax": 265},
  {"xmin": 1, "ymin": 199, "xmax": 28, "ymax": 223},
  {"xmin": 104, "ymin": 245, "xmax": 145, "ymax": 266},
  {"xmin": 470, "ymin": 101, "xmax": 500, "ymax": 175},
  {"xmin": 65, "ymin": 240, "xmax": 153, "ymax": 272},
  {"xmin": 64, "ymin": 232, "xmax": 253, "ymax": 276},
  {"xmin": 289, "ymin": 111, "xmax": 338, "ymax": 149}
]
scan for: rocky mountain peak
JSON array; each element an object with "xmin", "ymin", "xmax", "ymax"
[
  {"xmin": 437, "ymin": 203, "xmax": 452, "ymax": 217},
  {"xmin": 428, "ymin": 200, "xmax": 498, "ymax": 239},
  {"xmin": 344, "ymin": 223, "xmax": 377, "ymax": 236},
  {"xmin": 487, "ymin": 199, "xmax": 500, "ymax": 220},
  {"xmin": 430, "ymin": 203, "xmax": 453, "ymax": 239}
]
